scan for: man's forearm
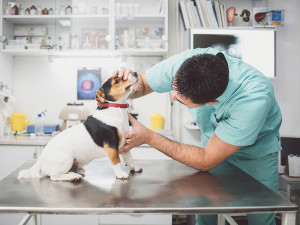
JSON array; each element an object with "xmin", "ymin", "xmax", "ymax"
[{"xmin": 145, "ymin": 131, "xmax": 211, "ymax": 171}]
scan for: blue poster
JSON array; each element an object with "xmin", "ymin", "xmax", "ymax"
[{"xmin": 77, "ymin": 67, "xmax": 101, "ymax": 100}]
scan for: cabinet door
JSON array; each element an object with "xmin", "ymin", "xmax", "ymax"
[
  {"xmin": 55, "ymin": 0, "xmax": 111, "ymax": 51},
  {"xmin": 2, "ymin": 0, "xmax": 111, "ymax": 52},
  {"xmin": 42, "ymin": 215, "xmax": 98, "ymax": 225},
  {"xmin": 114, "ymin": 0, "xmax": 168, "ymax": 51},
  {"xmin": 0, "ymin": 145, "xmax": 39, "ymax": 224},
  {"xmin": 99, "ymin": 214, "xmax": 172, "ymax": 225},
  {"xmin": 0, "ymin": 145, "xmax": 38, "ymax": 180}
]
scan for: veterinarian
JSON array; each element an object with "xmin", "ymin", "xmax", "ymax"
[{"xmin": 114, "ymin": 47, "xmax": 282, "ymax": 225}]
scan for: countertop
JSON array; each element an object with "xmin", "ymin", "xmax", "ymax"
[{"xmin": 0, "ymin": 134, "xmax": 53, "ymax": 146}]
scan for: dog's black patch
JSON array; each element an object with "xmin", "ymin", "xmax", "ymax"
[
  {"xmin": 101, "ymin": 78, "xmax": 116, "ymax": 102},
  {"xmin": 83, "ymin": 116, "xmax": 119, "ymax": 150}
]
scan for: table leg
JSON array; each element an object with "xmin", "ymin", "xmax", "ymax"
[
  {"xmin": 217, "ymin": 214, "xmax": 225, "ymax": 225},
  {"xmin": 281, "ymin": 212, "xmax": 296, "ymax": 225},
  {"xmin": 287, "ymin": 183, "xmax": 291, "ymax": 200},
  {"xmin": 30, "ymin": 214, "xmax": 37, "ymax": 225},
  {"xmin": 18, "ymin": 213, "xmax": 37, "ymax": 225},
  {"xmin": 218, "ymin": 214, "xmax": 238, "ymax": 225}
]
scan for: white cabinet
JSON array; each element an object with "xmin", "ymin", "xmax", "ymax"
[
  {"xmin": 0, "ymin": 0, "xmax": 168, "ymax": 56},
  {"xmin": 0, "ymin": 145, "xmax": 40, "ymax": 180},
  {"xmin": 41, "ymin": 215, "xmax": 99, "ymax": 225},
  {"xmin": 0, "ymin": 145, "xmax": 41, "ymax": 225},
  {"xmin": 99, "ymin": 214, "xmax": 172, "ymax": 225}
]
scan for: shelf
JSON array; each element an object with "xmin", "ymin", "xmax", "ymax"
[
  {"xmin": 3, "ymin": 15, "xmax": 110, "ymax": 25},
  {"xmin": 1, "ymin": 48, "xmax": 168, "ymax": 56},
  {"xmin": 115, "ymin": 14, "xmax": 166, "ymax": 24},
  {"xmin": 1, "ymin": 0, "xmax": 169, "ymax": 57}
]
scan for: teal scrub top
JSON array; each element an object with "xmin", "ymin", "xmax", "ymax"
[{"xmin": 145, "ymin": 48, "xmax": 282, "ymax": 159}]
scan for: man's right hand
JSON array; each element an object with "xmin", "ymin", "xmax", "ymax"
[
  {"xmin": 112, "ymin": 68, "xmax": 133, "ymax": 80},
  {"xmin": 112, "ymin": 68, "xmax": 142, "ymax": 93}
]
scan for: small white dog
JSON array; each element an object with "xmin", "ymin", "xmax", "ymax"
[{"xmin": 18, "ymin": 73, "xmax": 142, "ymax": 181}]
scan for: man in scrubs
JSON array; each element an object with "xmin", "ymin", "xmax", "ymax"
[{"xmin": 115, "ymin": 48, "xmax": 282, "ymax": 225}]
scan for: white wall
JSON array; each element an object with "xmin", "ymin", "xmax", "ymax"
[
  {"xmin": 269, "ymin": 0, "xmax": 300, "ymax": 137},
  {"xmin": 12, "ymin": 55, "xmax": 171, "ymax": 130},
  {"xmin": 0, "ymin": 52, "xmax": 13, "ymax": 86}
]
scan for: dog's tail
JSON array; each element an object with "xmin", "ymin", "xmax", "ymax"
[{"xmin": 18, "ymin": 159, "xmax": 41, "ymax": 179}]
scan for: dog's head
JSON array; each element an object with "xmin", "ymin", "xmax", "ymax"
[{"xmin": 96, "ymin": 72, "xmax": 139, "ymax": 103}]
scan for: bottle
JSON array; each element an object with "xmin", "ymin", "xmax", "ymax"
[
  {"xmin": 11, "ymin": 5, "xmax": 19, "ymax": 15},
  {"xmin": 30, "ymin": 5, "xmax": 37, "ymax": 15},
  {"xmin": 37, "ymin": 4, "xmax": 42, "ymax": 15},
  {"xmin": 35, "ymin": 113, "xmax": 44, "ymax": 135},
  {"xmin": 19, "ymin": 5, "xmax": 25, "ymax": 15},
  {"xmin": 72, "ymin": 5, "xmax": 79, "ymax": 15},
  {"xmin": 48, "ymin": 8, "xmax": 54, "ymax": 15},
  {"xmin": 4, "ymin": 4, "xmax": 11, "ymax": 15},
  {"xmin": 25, "ymin": 7, "xmax": 30, "ymax": 15},
  {"xmin": 66, "ymin": 5, "xmax": 72, "ymax": 15},
  {"xmin": 44, "ymin": 8, "xmax": 49, "ymax": 15}
]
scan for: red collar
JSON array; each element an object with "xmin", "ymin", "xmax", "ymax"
[{"xmin": 97, "ymin": 102, "xmax": 129, "ymax": 108}]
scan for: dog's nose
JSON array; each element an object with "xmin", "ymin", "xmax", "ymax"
[{"xmin": 132, "ymin": 72, "xmax": 138, "ymax": 77}]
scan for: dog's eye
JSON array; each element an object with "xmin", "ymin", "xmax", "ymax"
[{"xmin": 114, "ymin": 80, "xmax": 120, "ymax": 85}]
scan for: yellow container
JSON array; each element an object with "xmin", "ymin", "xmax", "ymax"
[
  {"xmin": 11, "ymin": 113, "xmax": 29, "ymax": 132},
  {"xmin": 151, "ymin": 114, "xmax": 164, "ymax": 131}
]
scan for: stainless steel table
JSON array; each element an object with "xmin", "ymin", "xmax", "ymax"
[{"xmin": 0, "ymin": 159, "xmax": 297, "ymax": 225}]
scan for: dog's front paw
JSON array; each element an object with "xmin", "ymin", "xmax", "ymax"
[
  {"xmin": 116, "ymin": 171, "xmax": 129, "ymax": 180},
  {"xmin": 112, "ymin": 163, "xmax": 129, "ymax": 180},
  {"xmin": 130, "ymin": 165, "xmax": 143, "ymax": 173}
]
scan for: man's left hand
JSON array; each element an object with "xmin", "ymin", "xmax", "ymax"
[{"xmin": 120, "ymin": 114, "xmax": 152, "ymax": 153}]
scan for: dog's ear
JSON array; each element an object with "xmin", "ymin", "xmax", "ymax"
[{"xmin": 96, "ymin": 88, "xmax": 106, "ymax": 103}]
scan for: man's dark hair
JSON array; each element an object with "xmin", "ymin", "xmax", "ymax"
[{"xmin": 173, "ymin": 53, "xmax": 229, "ymax": 105}]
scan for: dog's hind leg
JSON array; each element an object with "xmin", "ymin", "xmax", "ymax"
[
  {"xmin": 105, "ymin": 143, "xmax": 129, "ymax": 179},
  {"xmin": 50, "ymin": 173, "xmax": 82, "ymax": 182},
  {"xmin": 43, "ymin": 156, "xmax": 82, "ymax": 182},
  {"xmin": 121, "ymin": 152, "xmax": 142, "ymax": 173},
  {"xmin": 69, "ymin": 159, "xmax": 85, "ymax": 176}
]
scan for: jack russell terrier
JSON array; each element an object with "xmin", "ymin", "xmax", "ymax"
[{"xmin": 18, "ymin": 72, "xmax": 142, "ymax": 181}]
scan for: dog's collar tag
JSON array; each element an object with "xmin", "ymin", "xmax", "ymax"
[{"xmin": 97, "ymin": 102, "xmax": 129, "ymax": 108}]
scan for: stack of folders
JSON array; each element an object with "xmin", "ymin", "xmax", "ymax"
[{"xmin": 179, "ymin": 0, "xmax": 227, "ymax": 30}]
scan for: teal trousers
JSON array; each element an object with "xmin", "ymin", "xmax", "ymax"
[{"xmin": 196, "ymin": 152, "xmax": 278, "ymax": 225}]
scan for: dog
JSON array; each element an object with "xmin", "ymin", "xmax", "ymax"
[{"xmin": 18, "ymin": 72, "xmax": 142, "ymax": 181}]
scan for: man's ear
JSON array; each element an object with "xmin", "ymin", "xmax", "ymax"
[
  {"xmin": 216, "ymin": 52, "xmax": 229, "ymax": 73},
  {"xmin": 96, "ymin": 88, "xmax": 106, "ymax": 103},
  {"xmin": 206, "ymin": 100, "xmax": 219, "ymax": 105}
]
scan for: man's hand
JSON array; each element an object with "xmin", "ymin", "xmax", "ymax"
[
  {"xmin": 112, "ymin": 68, "xmax": 133, "ymax": 80},
  {"xmin": 120, "ymin": 114, "xmax": 152, "ymax": 154},
  {"xmin": 111, "ymin": 68, "xmax": 141, "ymax": 93}
]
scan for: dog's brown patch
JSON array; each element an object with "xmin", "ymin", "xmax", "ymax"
[
  {"xmin": 108, "ymin": 78, "xmax": 132, "ymax": 101},
  {"xmin": 96, "ymin": 77, "xmax": 137, "ymax": 103},
  {"xmin": 117, "ymin": 130, "xmax": 123, "ymax": 147},
  {"xmin": 96, "ymin": 88, "xmax": 106, "ymax": 103},
  {"xmin": 104, "ymin": 143, "xmax": 121, "ymax": 165}
]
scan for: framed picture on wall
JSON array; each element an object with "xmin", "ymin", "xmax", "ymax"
[{"xmin": 77, "ymin": 67, "xmax": 101, "ymax": 100}]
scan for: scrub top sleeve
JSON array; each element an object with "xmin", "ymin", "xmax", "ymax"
[
  {"xmin": 145, "ymin": 48, "xmax": 217, "ymax": 93},
  {"xmin": 215, "ymin": 95, "xmax": 273, "ymax": 147}
]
